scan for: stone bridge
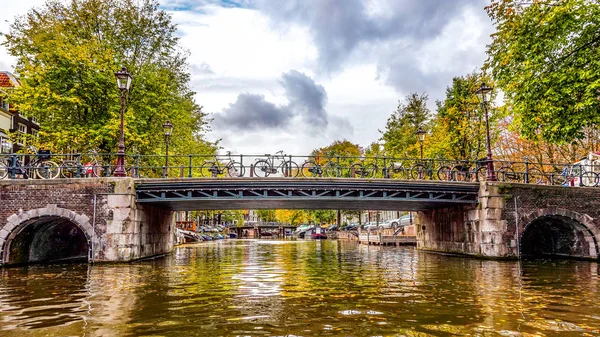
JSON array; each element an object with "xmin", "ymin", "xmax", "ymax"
[{"xmin": 1, "ymin": 178, "xmax": 599, "ymax": 266}]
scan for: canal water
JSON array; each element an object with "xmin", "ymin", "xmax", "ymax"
[{"xmin": 0, "ymin": 239, "xmax": 599, "ymax": 336}]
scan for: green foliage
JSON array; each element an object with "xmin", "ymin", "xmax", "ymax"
[
  {"xmin": 2, "ymin": 0, "xmax": 216, "ymax": 169},
  {"xmin": 380, "ymin": 92, "xmax": 430, "ymax": 158},
  {"xmin": 426, "ymin": 73, "xmax": 498, "ymax": 161},
  {"xmin": 306, "ymin": 210, "xmax": 336, "ymax": 225},
  {"xmin": 486, "ymin": 0, "xmax": 600, "ymax": 143},
  {"xmin": 256, "ymin": 210, "xmax": 277, "ymax": 223},
  {"xmin": 310, "ymin": 139, "xmax": 363, "ymax": 176}
]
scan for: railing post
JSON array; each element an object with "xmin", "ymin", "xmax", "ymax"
[
  {"xmin": 134, "ymin": 153, "xmax": 140, "ymax": 178},
  {"xmin": 250, "ymin": 164, "xmax": 254, "ymax": 177},
  {"xmin": 336, "ymin": 156, "xmax": 340, "ymax": 177},
  {"xmin": 76, "ymin": 153, "xmax": 82, "ymax": 178},
  {"xmin": 180, "ymin": 165, "xmax": 184, "ymax": 178},
  {"xmin": 9, "ymin": 154, "xmax": 17, "ymax": 179},
  {"xmin": 579, "ymin": 164, "xmax": 584, "ymax": 187},
  {"xmin": 524, "ymin": 158, "xmax": 529, "ymax": 184},
  {"xmin": 240, "ymin": 154, "xmax": 244, "ymax": 177},
  {"xmin": 383, "ymin": 156, "xmax": 388, "ymax": 178},
  {"xmin": 162, "ymin": 166, "xmax": 167, "ymax": 178},
  {"xmin": 188, "ymin": 154, "xmax": 193, "ymax": 178}
]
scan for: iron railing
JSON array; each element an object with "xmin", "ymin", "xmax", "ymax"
[{"xmin": 0, "ymin": 151, "xmax": 598, "ymax": 187}]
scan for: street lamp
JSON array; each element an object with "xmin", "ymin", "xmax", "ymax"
[
  {"xmin": 416, "ymin": 128, "xmax": 426, "ymax": 160},
  {"xmin": 113, "ymin": 67, "xmax": 133, "ymax": 177},
  {"xmin": 162, "ymin": 120, "xmax": 174, "ymax": 177},
  {"xmin": 475, "ymin": 82, "xmax": 496, "ymax": 181}
]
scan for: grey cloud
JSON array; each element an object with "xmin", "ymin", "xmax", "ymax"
[
  {"xmin": 190, "ymin": 62, "xmax": 214, "ymax": 75},
  {"xmin": 213, "ymin": 93, "xmax": 292, "ymax": 130},
  {"xmin": 213, "ymin": 70, "xmax": 352, "ymax": 133},
  {"xmin": 255, "ymin": 0, "xmax": 483, "ymax": 71},
  {"xmin": 281, "ymin": 70, "xmax": 328, "ymax": 129}
]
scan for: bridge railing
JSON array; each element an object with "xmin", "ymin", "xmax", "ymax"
[{"xmin": 0, "ymin": 151, "xmax": 598, "ymax": 187}]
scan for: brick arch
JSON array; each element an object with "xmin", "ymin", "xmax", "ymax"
[
  {"xmin": 0, "ymin": 205, "xmax": 94, "ymax": 265},
  {"xmin": 519, "ymin": 208, "xmax": 599, "ymax": 259}
]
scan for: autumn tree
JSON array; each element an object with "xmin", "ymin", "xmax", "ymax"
[
  {"xmin": 380, "ymin": 93, "xmax": 430, "ymax": 158},
  {"xmin": 2, "ymin": 0, "xmax": 215, "ymax": 163},
  {"xmin": 275, "ymin": 210, "xmax": 307, "ymax": 226},
  {"xmin": 426, "ymin": 73, "xmax": 498, "ymax": 161},
  {"xmin": 310, "ymin": 139, "xmax": 363, "ymax": 176},
  {"xmin": 486, "ymin": 0, "xmax": 600, "ymax": 143}
]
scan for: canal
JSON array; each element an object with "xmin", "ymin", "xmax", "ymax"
[{"xmin": 0, "ymin": 239, "xmax": 599, "ymax": 336}]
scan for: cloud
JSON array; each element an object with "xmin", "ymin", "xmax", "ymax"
[
  {"xmin": 213, "ymin": 93, "xmax": 292, "ymax": 130},
  {"xmin": 253, "ymin": 0, "xmax": 492, "ymax": 101},
  {"xmin": 280, "ymin": 70, "xmax": 327, "ymax": 129},
  {"xmin": 213, "ymin": 70, "xmax": 349, "ymax": 134}
]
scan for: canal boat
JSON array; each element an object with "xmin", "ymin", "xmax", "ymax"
[{"xmin": 310, "ymin": 233, "xmax": 327, "ymax": 239}]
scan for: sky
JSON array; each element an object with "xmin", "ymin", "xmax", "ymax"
[{"xmin": 0, "ymin": 0, "xmax": 495, "ymax": 155}]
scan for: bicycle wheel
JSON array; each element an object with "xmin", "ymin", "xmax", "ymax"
[
  {"xmin": 581, "ymin": 171, "xmax": 599, "ymax": 187},
  {"xmin": 526, "ymin": 168, "xmax": 545, "ymax": 184},
  {"xmin": 410, "ymin": 164, "xmax": 428, "ymax": 180},
  {"xmin": 226, "ymin": 161, "xmax": 245, "ymax": 177},
  {"xmin": 253, "ymin": 160, "xmax": 271, "ymax": 177},
  {"xmin": 497, "ymin": 167, "xmax": 519, "ymax": 182},
  {"xmin": 476, "ymin": 167, "xmax": 487, "ymax": 182},
  {"xmin": 437, "ymin": 166, "xmax": 454, "ymax": 181},
  {"xmin": 386, "ymin": 164, "xmax": 405, "ymax": 179},
  {"xmin": 0, "ymin": 161, "xmax": 7, "ymax": 179},
  {"xmin": 282, "ymin": 161, "xmax": 300, "ymax": 177},
  {"xmin": 60, "ymin": 160, "xmax": 79, "ymax": 178},
  {"xmin": 34, "ymin": 160, "xmax": 60, "ymax": 179},
  {"xmin": 324, "ymin": 163, "xmax": 340, "ymax": 178},
  {"xmin": 550, "ymin": 172, "xmax": 566, "ymax": 185},
  {"xmin": 301, "ymin": 161, "xmax": 321, "ymax": 177},
  {"xmin": 362, "ymin": 163, "xmax": 377, "ymax": 178},
  {"xmin": 200, "ymin": 161, "xmax": 220, "ymax": 178},
  {"xmin": 349, "ymin": 163, "xmax": 364, "ymax": 178}
]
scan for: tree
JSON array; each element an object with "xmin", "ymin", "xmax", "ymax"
[
  {"xmin": 380, "ymin": 93, "xmax": 430, "ymax": 158},
  {"xmin": 310, "ymin": 139, "xmax": 363, "ymax": 176},
  {"xmin": 2, "ymin": 0, "xmax": 215, "ymax": 165},
  {"xmin": 486, "ymin": 0, "xmax": 600, "ymax": 143},
  {"xmin": 275, "ymin": 210, "xmax": 307, "ymax": 226},
  {"xmin": 427, "ymin": 73, "xmax": 498, "ymax": 161},
  {"xmin": 256, "ymin": 210, "xmax": 277, "ymax": 223}
]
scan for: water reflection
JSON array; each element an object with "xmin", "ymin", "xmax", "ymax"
[{"xmin": 0, "ymin": 240, "xmax": 598, "ymax": 336}]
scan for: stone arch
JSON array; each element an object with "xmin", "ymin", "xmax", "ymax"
[
  {"xmin": 519, "ymin": 208, "xmax": 599, "ymax": 259},
  {"xmin": 0, "ymin": 205, "xmax": 94, "ymax": 265}
]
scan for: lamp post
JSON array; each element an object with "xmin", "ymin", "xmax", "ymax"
[
  {"xmin": 475, "ymin": 82, "xmax": 496, "ymax": 181},
  {"xmin": 416, "ymin": 128, "xmax": 426, "ymax": 160},
  {"xmin": 162, "ymin": 120, "xmax": 174, "ymax": 177},
  {"xmin": 113, "ymin": 67, "xmax": 133, "ymax": 177}
]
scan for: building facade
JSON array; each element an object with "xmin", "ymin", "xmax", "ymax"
[{"xmin": 0, "ymin": 71, "xmax": 40, "ymax": 153}]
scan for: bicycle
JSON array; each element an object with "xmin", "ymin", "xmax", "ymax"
[
  {"xmin": 301, "ymin": 158, "xmax": 324, "ymax": 177},
  {"xmin": 349, "ymin": 159, "xmax": 377, "ymax": 178},
  {"xmin": 496, "ymin": 162, "xmax": 520, "ymax": 182},
  {"xmin": 437, "ymin": 158, "xmax": 487, "ymax": 182},
  {"xmin": 552, "ymin": 164, "xmax": 598, "ymax": 187},
  {"xmin": 254, "ymin": 151, "xmax": 299, "ymax": 177},
  {"xmin": 410, "ymin": 159, "xmax": 435, "ymax": 180},
  {"xmin": 200, "ymin": 151, "xmax": 245, "ymax": 178},
  {"xmin": 0, "ymin": 146, "xmax": 60, "ymax": 179}
]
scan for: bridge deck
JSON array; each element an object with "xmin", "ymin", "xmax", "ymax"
[{"xmin": 135, "ymin": 178, "xmax": 480, "ymax": 211}]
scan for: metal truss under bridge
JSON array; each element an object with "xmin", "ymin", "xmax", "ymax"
[{"xmin": 135, "ymin": 178, "xmax": 480, "ymax": 211}]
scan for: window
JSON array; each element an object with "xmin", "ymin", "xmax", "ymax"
[
  {"xmin": 16, "ymin": 123, "xmax": 26, "ymax": 145},
  {"xmin": 31, "ymin": 129, "xmax": 39, "ymax": 139},
  {"xmin": 0, "ymin": 99, "xmax": 8, "ymax": 111}
]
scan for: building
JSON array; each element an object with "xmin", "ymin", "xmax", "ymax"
[{"xmin": 0, "ymin": 71, "xmax": 40, "ymax": 153}]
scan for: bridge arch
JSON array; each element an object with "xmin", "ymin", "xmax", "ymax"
[
  {"xmin": 0, "ymin": 206, "xmax": 93, "ymax": 266},
  {"xmin": 519, "ymin": 208, "xmax": 599, "ymax": 259}
]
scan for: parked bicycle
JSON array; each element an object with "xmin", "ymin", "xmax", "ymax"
[
  {"xmin": 438, "ymin": 158, "xmax": 487, "ymax": 182},
  {"xmin": 254, "ymin": 151, "xmax": 298, "ymax": 177},
  {"xmin": 200, "ymin": 151, "xmax": 245, "ymax": 177},
  {"xmin": 349, "ymin": 158, "xmax": 377, "ymax": 178},
  {"xmin": 410, "ymin": 159, "xmax": 435, "ymax": 180},
  {"xmin": 301, "ymin": 158, "xmax": 324, "ymax": 177},
  {"xmin": 551, "ymin": 164, "xmax": 599, "ymax": 187},
  {"xmin": 0, "ymin": 146, "xmax": 60, "ymax": 179}
]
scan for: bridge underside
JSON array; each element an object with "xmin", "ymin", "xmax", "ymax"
[{"xmin": 135, "ymin": 178, "xmax": 479, "ymax": 211}]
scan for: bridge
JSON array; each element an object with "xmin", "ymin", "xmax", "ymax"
[{"xmin": 1, "ymin": 176, "xmax": 600, "ymax": 266}]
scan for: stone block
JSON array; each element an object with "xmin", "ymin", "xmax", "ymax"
[
  {"xmin": 482, "ymin": 208, "xmax": 503, "ymax": 221},
  {"xmin": 467, "ymin": 209, "xmax": 479, "ymax": 222}
]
